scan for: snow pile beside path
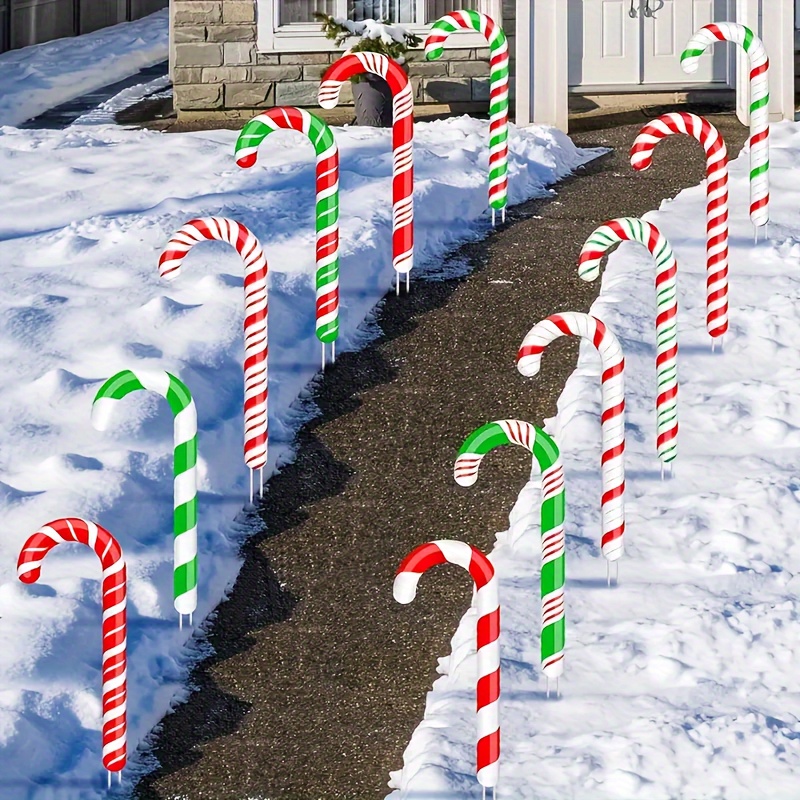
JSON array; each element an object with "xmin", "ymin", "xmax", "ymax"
[
  {"xmin": 388, "ymin": 121, "xmax": 800, "ymax": 800},
  {"xmin": 0, "ymin": 9, "xmax": 168, "ymax": 128},
  {"xmin": 0, "ymin": 116, "xmax": 600, "ymax": 798}
]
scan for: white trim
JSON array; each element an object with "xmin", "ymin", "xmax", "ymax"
[
  {"xmin": 517, "ymin": 0, "xmax": 567, "ymax": 131},
  {"xmin": 569, "ymin": 82, "xmax": 731, "ymax": 94},
  {"xmin": 257, "ymin": 0, "xmax": 496, "ymax": 53}
]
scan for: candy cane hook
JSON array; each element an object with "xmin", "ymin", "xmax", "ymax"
[
  {"xmin": 395, "ymin": 540, "xmax": 500, "ymax": 788},
  {"xmin": 235, "ymin": 108, "xmax": 339, "ymax": 368},
  {"xmin": 92, "ymin": 369, "xmax": 198, "ymax": 626},
  {"xmin": 17, "ymin": 518, "xmax": 127, "ymax": 783},
  {"xmin": 159, "ymin": 217, "xmax": 268, "ymax": 500}
]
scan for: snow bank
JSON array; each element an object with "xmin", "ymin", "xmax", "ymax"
[
  {"xmin": 0, "ymin": 9, "xmax": 168, "ymax": 128},
  {"xmin": 387, "ymin": 122, "xmax": 800, "ymax": 800}
]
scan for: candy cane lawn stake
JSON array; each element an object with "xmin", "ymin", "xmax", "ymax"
[
  {"xmin": 681, "ymin": 23, "xmax": 769, "ymax": 240},
  {"xmin": 318, "ymin": 52, "xmax": 413, "ymax": 296},
  {"xmin": 455, "ymin": 420, "xmax": 565, "ymax": 688},
  {"xmin": 159, "ymin": 217, "xmax": 267, "ymax": 501},
  {"xmin": 394, "ymin": 540, "xmax": 500, "ymax": 795},
  {"xmin": 17, "ymin": 518, "xmax": 127, "ymax": 787},
  {"xmin": 631, "ymin": 113, "xmax": 729, "ymax": 349},
  {"xmin": 425, "ymin": 11, "xmax": 509, "ymax": 226},
  {"xmin": 517, "ymin": 314, "xmax": 624, "ymax": 582},
  {"xmin": 235, "ymin": 108, "xmax": 339, "ymax": 370},
  {"xmin": 579, "ymin": 218, "xmax": 678, "ymax": 475},
  {"xmin": 92, "ymin": 369, "xmax": 197, "ymax": 628}
]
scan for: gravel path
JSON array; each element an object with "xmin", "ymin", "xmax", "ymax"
[{"xmin": 134, "ymin": 111, "xmax": 748, "ymax": 800}]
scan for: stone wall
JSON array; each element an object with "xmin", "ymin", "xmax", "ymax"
[{"xmin": 172, "ymin": 0, "xmax": 518, "ymax": 116}]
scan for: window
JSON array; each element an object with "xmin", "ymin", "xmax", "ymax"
[
  {"xmin": 258, "ymin": 0, "xmax": 497, "ymax": 50},
  {"xmin": 277, "ymin": 0, "xmax": 480, "ymax": 26}
]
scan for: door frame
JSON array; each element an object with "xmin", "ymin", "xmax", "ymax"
[{"xmin": 516, "ymin": 0, "xmax": 796, "ymax": 131}]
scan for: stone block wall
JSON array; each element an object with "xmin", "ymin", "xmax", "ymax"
[{"xmin": 172, "ymin": 0, "xmax": 517, "ymax": 116}]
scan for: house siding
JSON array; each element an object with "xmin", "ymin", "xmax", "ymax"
[{"xmin": 172, "ymin": 0, "xmax": 517, "ymax": 115}]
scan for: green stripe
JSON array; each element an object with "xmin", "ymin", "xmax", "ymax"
[
  {"xmin": 680, "ymin": 46, "xmax": 705, "ymax": 61},
  {"xmin": 743, "ymin": 26, "xmax": 753, "ymax": 52},
  {"xmin": 97, "ymin": 370, "xmax": 144, "ymax": 401}
]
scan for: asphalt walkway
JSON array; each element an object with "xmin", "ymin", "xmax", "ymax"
[{"xmin": 133, "ymin": 109, "xmax": 748, "ymax": 800}]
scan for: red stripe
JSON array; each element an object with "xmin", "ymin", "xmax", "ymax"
[
  {"xmin": 600, "ymin": 440, "xmax": 624, "ymax": 464},
  {"xmin": 477, "ymin": 730, "xmax": 500, "ymax": 772},
  {"xmin": 477, "ymin": 668, "xmax": 500, "ymax": 708}
]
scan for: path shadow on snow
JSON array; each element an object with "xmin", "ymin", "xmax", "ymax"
[{"xmin": 132, "ymin": 151, "xmax": 615, "ymax": 798}]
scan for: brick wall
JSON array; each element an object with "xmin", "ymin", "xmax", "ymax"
[{"xmin": 172, "ymin": 0, "xmax": 518, "ymax": 116}]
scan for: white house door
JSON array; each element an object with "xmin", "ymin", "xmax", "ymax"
[
  {"xmin": 641, "ymin": 0, "xmax": 730, "ymax": 83},
  {"xmin": 569, "ymin": 0, "xmax": 730, "ymax": 87}
]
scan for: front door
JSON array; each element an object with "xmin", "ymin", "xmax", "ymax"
[
  {"xmin": 569, "ymin": 0, "xmax": 731, "ymax": 87},
  {"xmin": 641, "ymin": 0, "xmax": 730, "ymax": 83}
]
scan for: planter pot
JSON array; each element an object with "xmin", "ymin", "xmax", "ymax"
[{"xmin": 352, "ymin": 73, "xmax": 394, "ymax": 127}]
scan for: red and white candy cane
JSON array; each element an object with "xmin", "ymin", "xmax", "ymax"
[
  {"xmin": 517, "ymin": 313, "xmax": 625, "ymax": 583},
  {"xmin": 394, "ymin": 540, "xmax": 500, "ymax": 793},
  {"xmin": 318, "ymin": 52, "xmax": 414, "ymax": 296},
  {"xmin": 631, "ymin": 112, "xmax": 729, "ymax": 348},
  {"xmin": 17, "ymin": 518, "xmax": 127, "ymax": 786},
  {"xmin": 159, "ymin": 217, "xmax": 268, "ymax": 502}
]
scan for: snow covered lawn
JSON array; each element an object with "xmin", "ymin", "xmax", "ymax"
[
  {"xmin": 0, "ymin": 93, "xmax": 598, "ymax": 797},
  {"xmin": 388, "ymin": 121, "xmax": 800, "ymax": 800}
]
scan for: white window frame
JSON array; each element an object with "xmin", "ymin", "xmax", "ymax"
[{"xmin": 256, "ymin": 0, "xmax": 501, "ymax": 52}]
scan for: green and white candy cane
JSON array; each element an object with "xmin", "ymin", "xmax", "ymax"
[
  {"xmin": 681, "ymin": 22, "xmax": 769, "ymax": 239},
  {"xmin": 92, "ymin": 369, "xmax": 198, "ymax": 628},
  {"xmin": 425, "ymin": 10, "xmax": 509, "ymax": 225},
  {"xmin": 455, "ymin": 419, "xmax": 566, "ymax": 691}
]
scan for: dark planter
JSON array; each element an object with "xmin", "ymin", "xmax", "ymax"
[{"xmin": 352, "ymin": 72, "xmax": 394, "ymax": 127}]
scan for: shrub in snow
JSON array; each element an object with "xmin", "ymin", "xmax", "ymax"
[{"xmin": 314, "ymin": 12, "xmax": 422, "ymax": 80}]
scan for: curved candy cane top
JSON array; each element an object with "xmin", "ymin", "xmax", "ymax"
[
  {"xmin": 630, "ymin": 111, "xmax": 727, "ymax": 170},
  {"xmin": 318, "ymin": 52, "xmax": 412, "ymax": 114},
  {"xmin": 234, "ymin": 106, "xmax": 337, "ymax": 169},
  {"xmin": 17, "ymin": 518, "xmax": 127, "ymax": 773},
  {"xmin": 454, "ymin": 419, "xmax": 561, "ymax": 488},
  {"xmin": 158, "ymin": 217, "xmax": 267, "ymax": 283},
  {"xmin": 517, "ymin": 312, "xmax": 624, "ymax": 383},
  {"xmin": 424, "ymin": 10, "xmax": 507, "ymax": 61},
  {"xmin": 578, "ymin": 217, "xmax": 676, "ymax": 282},
  {"xmin": 92, "ymin": 369, "xmax": 196, "ymax": 438},
  {"xmin": 394, "ymin": 539, "xmax": 499, "ymax": 787},
  {"xmin": 680, "ymin": 22, "xmax": 767, "ymax": 78},
  {"xmin": 394, "ymin": 539, "xmax": 496, "ymax": 603},
  {"xmin": 517, "ymin": 313, "xmax": 625, "ymax": 561}
]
